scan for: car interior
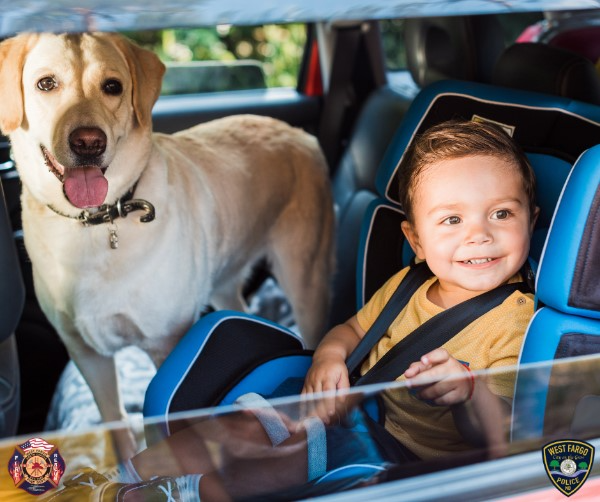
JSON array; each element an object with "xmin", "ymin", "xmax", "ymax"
[{"xmin": 1, "ymin": 4, "xmax": 600, "ymax": 500}]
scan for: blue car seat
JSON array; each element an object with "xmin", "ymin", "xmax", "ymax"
[
  {"xmin": 357, "ymin": 78, "xmax": 600, "ymax": 307},
  {"xmin": 512, "ymin": 144, "xmax": 600, "ymax": 442}
]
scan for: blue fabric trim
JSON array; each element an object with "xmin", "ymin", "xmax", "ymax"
[
  {"xmin": 220, "ymin": 355, "xmax": 312, "ymax": 405},
  {"xmin": 143, "ymin": 311, "xmax": 301, "ymax": 424},
  {"xmin": 538, "ymin": 145, "xmax": 600, "ymax": 317},
  {"xmin": 513, "ymin": 307, "xmax": 600, "ymax": 440}
]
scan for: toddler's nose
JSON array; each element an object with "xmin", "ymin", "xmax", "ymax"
[{"xmin": 466, "ymin": 221, "xmax": 493, "ymax": 244}]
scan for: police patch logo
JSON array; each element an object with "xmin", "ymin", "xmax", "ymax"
[
  {"xmin": 7, "ymin": 437, "xmax": 65, "ymax": 496},
  {"xmin": 543, "ymin": 439, "xmax": 595, "ymax": 496}
]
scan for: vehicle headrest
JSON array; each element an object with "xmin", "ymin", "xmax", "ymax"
[
  {"xmin": 548, "ymin": 25, "xmax": 600, "ymax": 64},
  {"xmin": 536, "ymin": 144, "xmax": 600, "ymax": 318},
  {"xmin": 492, "ymin": 42, "xmax": 600, "ymax": 105},
  {"xmin": 404, "ymin": 15, "xmax": 505, "ymax": 87}
]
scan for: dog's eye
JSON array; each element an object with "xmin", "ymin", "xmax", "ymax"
[
  {"xmin": 102, "ymin": 79, "xmax": 123, "ymax": 96},
  {"xmin": 37, "ymin": 77, "xmax": 57, "ymax": 92}
]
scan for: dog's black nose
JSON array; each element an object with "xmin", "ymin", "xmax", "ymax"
[{"xmin": 69, "ymin": 127, "xmax": 107, "ymax": 158}]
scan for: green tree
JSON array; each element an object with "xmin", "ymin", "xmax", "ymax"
[
  {"xmin": 549, "ymin": 460, "xmax": 560, "ymax": 470},
  {"xmin": 579, "ymin": 462, "xmax": 588, "ymax": 470}
]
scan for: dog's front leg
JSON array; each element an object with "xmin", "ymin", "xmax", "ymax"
[{"xmin": 69, "ymin": 343, "xmax": 138, "ymax": 461}]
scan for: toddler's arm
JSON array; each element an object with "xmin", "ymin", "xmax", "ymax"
[{"xmin": 303, "ymin": 315, "xmax": 365, "ymax": 394}]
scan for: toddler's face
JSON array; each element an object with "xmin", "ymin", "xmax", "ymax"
[{"xmin": 402, "ymin": 155, "xmax": 536, "ymax": 303}]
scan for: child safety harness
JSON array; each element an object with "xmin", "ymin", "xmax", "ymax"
[{"xmin": 346, "ymin": 260, "xmax": 533, "ymax": 386}]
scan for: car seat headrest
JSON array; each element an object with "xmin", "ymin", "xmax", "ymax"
[
  {"xmin": 375, "ymin": 80, "xmax": 600, "ymax": 207},
  {"xmin": 404, "ymin": 15, "xmax": 505, "ymax": 87},
  {"xmin": 369, "ymin": 80, "xmax": 600, "ymax": 269},
  {"xmin": 536, "ymin": 144, "xmax": 600, "ymax": 318},
  {"xmin": 492, "ymin": 42, "xmax": 600, "ymax": 105}
]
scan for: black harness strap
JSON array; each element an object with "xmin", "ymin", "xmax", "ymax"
[
  {"xmin": 346, "ymin": 261, "xmax": 433, "ymax": 379},
  {"xmin": 355, "ymin": 280, "xmax": 527, "ymax": 386},
  {"xmin": 346, "ymin": 261, "xmax": 531, "ymax": 386}
]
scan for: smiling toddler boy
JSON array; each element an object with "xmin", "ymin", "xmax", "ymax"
[{"xmin": 304, "ymin": 119, "xmax": 539, "ymax": 460}]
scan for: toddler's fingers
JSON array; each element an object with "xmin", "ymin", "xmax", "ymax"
[
  {"xmin": 404, "ymin": 360, "xmax": 450, "ymax": 388},
  {"xmin": 418, "ymin": 383, "xmax": 465, "ymax": 406},
  {"xmin": 404, "ymin": 360, "xmax": 427, "ymax": 378},
  {"xmin": 320, "ymin": 379, "xmax": 339, "ymax": 420},
  {"xmin": 415, "ymin": 370, "xmax": 472, "ymax": 404},
  {"xmin": 419, "ymin": 347, "xmax": 450, "ymax": 366}
]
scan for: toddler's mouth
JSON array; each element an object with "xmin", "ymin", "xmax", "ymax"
[{"xmin": 462, "ymin": 258, "xmax": 493, "ymax": 265}]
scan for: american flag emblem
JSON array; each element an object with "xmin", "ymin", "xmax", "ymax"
[{"xmin": 19, "ymin": 437, "xmax": 54, "ymax": 452}]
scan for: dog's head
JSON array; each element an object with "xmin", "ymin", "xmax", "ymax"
[{"xmin": 0, "ymin": 32, "xmax": 165, "ymax": 211}]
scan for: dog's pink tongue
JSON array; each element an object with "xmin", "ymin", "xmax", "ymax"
[{"xmin": 64, "ymin": 167, "xmax": 108, "ymax": 209}]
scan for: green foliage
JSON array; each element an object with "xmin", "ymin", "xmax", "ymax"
[
  {"xmin": 125, "ymin": 24, "xmax": 306, "ymax": 91},
  {"xmin": 578, "ymin": 461, "xmax": 588, "ymax": 469},
  {"xmin": 380, "ymin": 19, "xmax": 407, "ymax": 71},
  {"xmin": 550, "ymin": 460, "xmax": 560, "ymax": 469}
]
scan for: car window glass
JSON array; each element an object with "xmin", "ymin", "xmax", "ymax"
[{"xmin": 124, "ymin": 24, "xmax": 307, "ymax": 95}]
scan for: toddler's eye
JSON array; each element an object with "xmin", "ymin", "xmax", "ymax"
[
  {"xmin": 442, "ymin": 216, "xmax": 461, "ymax": 225},
  {"xmin": 492, "ymin": 209, "xmax": 510, "ymax": 220}
]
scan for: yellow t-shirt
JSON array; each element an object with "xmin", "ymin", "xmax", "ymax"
[{"xmin": 357, "ymin": 266, "xmax": 534, "ymax": 460}]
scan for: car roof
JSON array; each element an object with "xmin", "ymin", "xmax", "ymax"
[{"xmin": 0, "ymin": 0, "xmax": 595, "ymax": 36}]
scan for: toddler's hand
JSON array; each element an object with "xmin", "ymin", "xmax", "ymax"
[
  {"xmin": 404, "ymin": 348, "xmax": 474, "ymax": 406},
  {"xmin": 302, "ymin": 355, "xmax": 350, "ymax": 423}
]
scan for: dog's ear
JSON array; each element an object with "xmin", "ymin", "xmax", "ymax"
[
  {"xmin": 113, "ymin": 35, "xmax": 166, "ymax": 129},
  {"xmin": 0, "ymin": 35, "xmax": 32, "ymax": 134}
]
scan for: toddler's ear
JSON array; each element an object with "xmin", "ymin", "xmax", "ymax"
[{"xmin": 401, "ymin": 221, "xmax": 425, "ymax": 260}]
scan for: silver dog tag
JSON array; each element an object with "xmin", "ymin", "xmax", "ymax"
[{"xmin": 108, "ymin": 226, "xmax": 119, "ymax": 249}]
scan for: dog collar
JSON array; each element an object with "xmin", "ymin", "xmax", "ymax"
[
  {"xmin": 48, "ymin": 185, "xmax": 155, "ymax": 225},
  {"xmin": 78, "ymin": 191, "xmax": 156, "ymax": 227},
  {"xmin": 47, "ymin": 185, "xmax": 156, "ymax": 249}
]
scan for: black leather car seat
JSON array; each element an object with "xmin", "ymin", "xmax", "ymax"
[{"xmin": 0, "ymin": 180, "xmax": 24, "ymax": 437}]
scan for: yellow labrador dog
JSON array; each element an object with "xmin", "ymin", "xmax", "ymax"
[{"xmin": 0, "ymin": 32, "xmax": 334, "ymax": 456}]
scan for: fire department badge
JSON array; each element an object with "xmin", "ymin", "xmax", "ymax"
[
  {"xmin": 543, "ymin": 439, "xmax": 595, "ymax": 497},
  {"xmin": 7, "ymin": 437, "xmax": 65, "ymax": 495}
]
